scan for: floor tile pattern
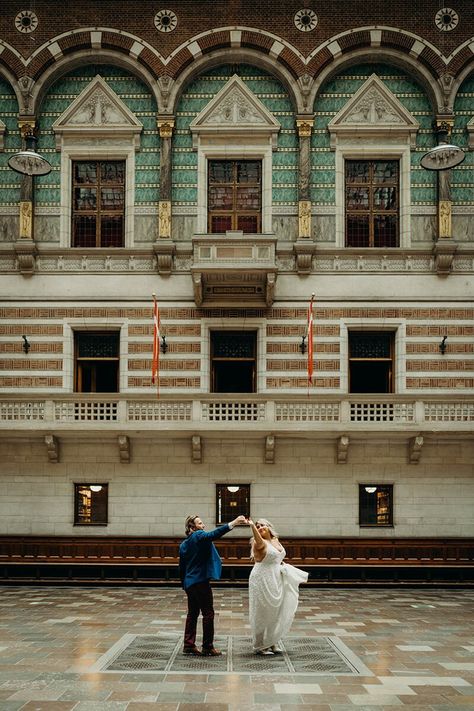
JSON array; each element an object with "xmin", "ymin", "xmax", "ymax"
[{"xmin": 0, "ymin": 586, "xmax": 473, "ymax": 710}]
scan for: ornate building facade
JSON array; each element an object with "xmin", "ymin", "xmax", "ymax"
[{"xmin": 0, "ymin": 1, "xmax": 473, "ymax": 552}]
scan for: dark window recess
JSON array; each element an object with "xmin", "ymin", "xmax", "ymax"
[
  {"xmin": 211, "ymin": 330, "xmax": 256, "ymax": 393},
  {"xmin": 345, "ymin": 160, "xmax": 399, "ymax": 248},
  {"xmin": 216, "ymin": 484, "xmax": 250, "ymax": 525},
  {"xmin": 359, "ymin": 484, "xmax": 393, "ymax": 526},
  {"xmin": 72, "ymin": 160, "xmax": 125, "ymax": 247},
  {"xmin": 74, "ymin": 483, "xmax": 108, "ymax": 525},
  {"xmin": 349, "ymin": 331, "xmax": 394, "ymax": 393},
  {"xmin": 208, "ymin": 160, "xmax": 261, "ymax": 233},
  {"xmin": 75, "ymin": 331, "xmax": 119, "ymax": 393}
]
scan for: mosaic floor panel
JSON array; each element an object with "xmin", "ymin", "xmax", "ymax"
[{"xmin": 94, "ymin": 633, "xmax": 371, "ymax": 675}]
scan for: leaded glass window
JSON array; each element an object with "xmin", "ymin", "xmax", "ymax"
[
  {"xmin": 208, "ymin": 160, "xmax": 261, "ymax": 233},
  {"xmin": 72, "ymin": 160, "xmax": 125, "ymax": 247},
  {"xmin": 346, "ymin": 160, "xmax": 399, "ymax": 247}
]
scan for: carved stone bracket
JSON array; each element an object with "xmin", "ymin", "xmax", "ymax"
[
  {"xmin": 192, "ymin": 272, "xmax": 203, "ymax": 306},
  {"xmin": 118, "ymin": 435, "xmax": 130, "ymax": 463},
  {"xmin": 265, "ymin": 434, "xmax": 275, "ymax": 464},
  {"xmin": 336, "ymin": 435, "xmax": 350, "ymax": 464},
  {"xmin": 45, "ymin": 434, "xmax": 59, "ymax": 463},
  {"xmin": 192, "ymin": 435, "xmax": 202, "ymax": 463},
  {"xmin": 408, "ymin": 435, "xmax": 424, "ymax": 464},
  {"xmin": 153, "ymin": 239, "xmax": 175, "ymax": 275},
  {"xmin": 433, "ymin": 240, "xmax": 457, "ymax": 276},
  {"xmin": 15, "ymin": 239, "xmax": 37, "ymax": 275},
  {"xmin": 293, "ymin": 240, "xmax": 316, "ymax": 274},
  {"xmin": 266, "ymin": 273, "xmax": 276, "ymax": 307}
]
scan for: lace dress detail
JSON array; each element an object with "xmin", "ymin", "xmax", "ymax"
[{"xmin": 248, "ymin": 541, "xmax": 308, "ymax": 651}]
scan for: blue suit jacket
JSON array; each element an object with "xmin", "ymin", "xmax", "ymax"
[{"xmin": 179, "ymin": 524, "xmax": 230, "ymax": 590}]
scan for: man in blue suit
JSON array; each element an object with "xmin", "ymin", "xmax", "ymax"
[{"xmin": 179, "ymin": 513, "xmax": 248, "ymax": 656}]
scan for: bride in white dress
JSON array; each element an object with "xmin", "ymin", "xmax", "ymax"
[{"xmin": 248, "ymin": 518, "xmax": 308, "ymax": 655}]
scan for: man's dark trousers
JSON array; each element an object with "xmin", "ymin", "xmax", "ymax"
[{"xmin": 184, "ymin": 580, "xmax": 214, "ymax": 649}]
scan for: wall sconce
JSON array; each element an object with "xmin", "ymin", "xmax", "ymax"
[
  {"xmin": 439, "ymin": 335, "xmax": 447, "ymax": 355},
  {"xmin": 299, "ymin": 335, "xmax": 307, "ymax": 354},
  {"xmin": 22, "ymin": 335, "xmax": 30, "ymax": 354},
  {"xmin": 160, "ymin": 335, "xmax": 168, "ymax": 354}
]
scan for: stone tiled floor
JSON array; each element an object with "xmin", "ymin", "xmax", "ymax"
[{"xmin": 0, "ymin": 585, "xmax": 473, "ymax": 710}]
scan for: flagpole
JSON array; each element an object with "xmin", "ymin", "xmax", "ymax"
[
  {"xmin": 307, "ymin": 292, "xmax": 315, "ymax": 396},
  {"xmin": 151, "ymin": 292, "xmax": 160, "ymax": 398}
]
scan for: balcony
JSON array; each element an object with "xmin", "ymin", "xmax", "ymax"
[{"xmin": 191, "ymin": 233, "xmax": 277, "ymax": 307}]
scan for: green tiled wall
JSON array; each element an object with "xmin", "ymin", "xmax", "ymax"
[
  {"xmin": 452, "ymin": 73, "xmax": 474, "ymax": 205},
  {"xmin": 312, "ymin": 65, "xmax": 436, "ymax": 206},
  {"xmin": 36, "ymin": 66, "xmax": 159, "ymax": 207},
  {"xmin": 172, "ymin": 65, "xmax": 298, "ymax": 207},
  {"xmin": 0, "ymin": 79, "xmax": 21, "ymax": 206}
]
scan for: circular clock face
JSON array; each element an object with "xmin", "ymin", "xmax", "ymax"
[
  {"xmin": 434, "ymin": 7, "xmax": 459, "ymax": 31},
  {"xmin": 154, "ymin": 9, "xmax": 178, "ymax": 33},
  {"xmin": 15, "ymin": 9, "xmax": 39, "ymax": 33},
  {"xmin": 294, "ymin": 8, "xmax": 318, "ymax": 32}
]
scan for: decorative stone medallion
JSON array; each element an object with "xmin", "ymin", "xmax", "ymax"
[
  {"xmin": 15, "ymin": 9, "xmax": 38, "ymax": 33},
  {"xmin": 294, "ymin": 8, "xmax": 318, "ymax": 32},
  {"xmin": 154, "ymin": 9, "xmax": 178, "ymax": 32},
  {"xmin": 435, "ymin": 7, "xmax": 459, "ymax": 31}
]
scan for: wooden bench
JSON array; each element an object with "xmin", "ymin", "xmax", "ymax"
[{"xmin": 1, "ymin": 536, "xmax": 473, "ymax": 585}]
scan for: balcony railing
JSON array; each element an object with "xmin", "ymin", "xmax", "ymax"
[{"xmin": 0, "ymin": 395, "xmax": 473, "ymax": 432}]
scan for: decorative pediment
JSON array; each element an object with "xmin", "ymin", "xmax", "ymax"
[
  {"xmin": 328, "ymin": 74, "xmax": 419, "ymax": 147},
  {"xmin": 190, "ymin": 74, "xmax": 280, "ymax": 149},
  {"xmin": 53, "ymin": 75, "xmax": 143, "ymax": 150}
]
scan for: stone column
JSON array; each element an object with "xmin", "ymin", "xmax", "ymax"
[
  {"xmin": 15, "ymin": 121, "xmax": 37, "ymax": 274},
  {"xmin": 154, "ymin": 117, "xmax": 176, "ymax": 274},
  {"xmin": 433, "ymin": 118, "xmax": 457, "ymax": 275},
  {"xmin": 294, "ymin": 116, "xmax": 316, "ymax": 273}
]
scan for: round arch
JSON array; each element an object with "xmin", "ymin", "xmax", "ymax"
[
  {"xmin": 167, "ymin": 48, "xmax": 303, "ymax": 115},
  {"xmin": 309, "ymin": 49, "xmax": 442, "ymax": 115},
  {"xmin": 0, "ymin": 66, "xmax": 22, "ymax": 113},
  {"xmin": 450, "ymin": 60, "xmax": 474, "ymax": 110},
  {"xmin": 30, "ymin": 49, "xmax": 160, "ymax": 114}
]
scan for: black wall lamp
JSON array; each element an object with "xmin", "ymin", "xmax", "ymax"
[
  {"xmin": 22, "ymin": 335, "xmax": 30, "ymax": 354},
  {"xmin": 439, "ymin": 335, "xmax": 447, "ymax": 355},
  {"xmin": 160, "ymin": 335, "xmax": 168, "ymax": 354},
  {"xmin": 299, "ymin": 335, "xmax": 307, "ymax": 354}
]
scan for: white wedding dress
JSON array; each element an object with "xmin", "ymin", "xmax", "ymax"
[{"xmin": 248, "ymin": 541, "xmax": 308, "ymax": 652}]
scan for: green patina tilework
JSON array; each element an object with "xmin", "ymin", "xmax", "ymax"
[
  {"xmin": 312, "ymin": 64, "xmax": 436, "ymax": 206},
  {"xmin": 172, "ymin": 64, "xmax": 297, "ymax": 206},
  {"xmin": 0, "ymin": 79, "xmax": 21, "ymax": 205},
  {"xmin": 36, "ymin": 65, "xmax": 159, "ymax": 206},
  {"xmin": 452, "ymin": 75, "xmax": 474, "ymax": 204}
]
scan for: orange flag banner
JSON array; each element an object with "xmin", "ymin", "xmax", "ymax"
[
  {"xmin": 307, "ymin": 293, "xmax": 315, "ymax": 385},
  {"xmin": 151, "ymin": 294, "xmax": 160, "ymax": 391}
]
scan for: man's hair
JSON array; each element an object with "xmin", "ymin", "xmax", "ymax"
[{"xmin": 185, "ymin": 514, "xmax": 199, "ymax": 537}]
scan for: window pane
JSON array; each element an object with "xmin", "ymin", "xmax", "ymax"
[
  {"xmin": 346, "ymin": 215, "xmax": 369, "ymax": 247},
  {"xmin": 74, "ymin": 162, "xmax": 97, "ymax": 184},
  {"xmin": 212, "ymin": 331, "xmax": 256, "ymax": 358},
  {"xmin": 74, "ymin": 188, "xmax": 97, "ymax": 211},
  {"xmin": 346, "ymin": 162, "xmax": 369, "ymax": 183},
  {"xmin": 237, "ymin": 161, "xmax": 260, "ymax": 183},
  {"xmin": 210, "ymin": 215, "xmax": 232, "ymax": 233},
  {"xmin": 101, "ymin": 188, "xmax": 124, "ymax": 210},
  {"xmin": 359, "ymin": 484, "xmax": 393, "ymax": 526},
  {"xmin": 350, "ymin": 332, "xmax": 392, "ymax": 358},
  {"xmin": 216, "ymin": 484, "xmax": 250, "ymax": 524},
  {"xmin": 236, "ymin": 186, "xmax": 260, "ymax": 210},
  {"xmin": 74, "ymin": 484, "xmax": 108, "ymax": 525},
  {"xmin": 209, "ymin": 186, "xmax": 233, "ymax": 210},
  {"xmin": 101, "ymin": 162, "xmax": 125, "ymax": 183},
  {"xmin": 76, "ymin": 332, "xmax": 119, "ymax": 358},
  {"xmin": 374, "ymin": 187, "xmax": 396, "ymax": 210},
  {"xmin": 209, "ymin": 161, "xmax": 233, "ymax": 183},
  {"xmin": 73, "ymin": 216, "xmax": 96, "ymax": 247},
  {"xmin": 237, "ymin": 215, "xmax": 258, "ymax": 232},
  {"xmin": 374, "ymin": 215, "xmax": 398, "ymax": 247},
  {"xmin": 373, "ymin": 161, "xmax": 398, "ymax": 183},
  {"xmin": 100, "ymin": 216, "xmax": 123, "ymax": 247},
  {"xmin": 346, "ymin": 187, "xmax": 369, "ymax": 210}
]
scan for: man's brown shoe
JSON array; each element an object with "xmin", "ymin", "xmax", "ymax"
[
  {"xmin": 183, "ymin": 646, "xmax": 202, "ymax": 655},
  {"xmin": 202, "ymin": 647, "xmax": 223, "ymax": 656}
]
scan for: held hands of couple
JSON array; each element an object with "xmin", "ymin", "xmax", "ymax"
[{"xmin": 230, "ymin": 515, "xmax": 251, "ymax": 527}]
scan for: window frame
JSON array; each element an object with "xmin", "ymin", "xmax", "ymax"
[
  {"xmin": 216, "ymin": 483, "xmax": 251, "ymax": 525},
  {"xmin": 74, "ymin": 330, "xmax": 120, "ymax": 393},
  {"xmin": 359, "ymin": 484, "xmax": 394, "ymax": 527},
  {"xmin": 348, "ymin": 330, "xmax": 395, "ymax": 394},
  {"xmin": 74, "ymin": 483, "xmax": 109, "ymax": 526},
  {"xmin": 207, "ymin": 159, "xmax": 262, "ymax": 234},
  {"xmin": 210, "ymin": 329, "xmax": 257, "ymax": 393}
]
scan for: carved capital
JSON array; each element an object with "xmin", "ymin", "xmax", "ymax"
[
  {"xmin": 45, "ymin": 434, "xmax": 59, "ymax": 463},
  {"xmin": 265, "ymin": 434, "xmax": 275, "ymax": 464},
  {"xmin": 157, "ymin": 118, "xmax": 175, "ymax": 138},
  {"xmin": 433, "ymin": 240, "xmax": 457, "ymax": 276},
  {"xmin": 435, "ymin": 117, "xmax": 454, "ymax": 136},
  {"xmin": 153, "ymin": 238, "xmax": 175, "ymax": 275},
  {"xmin": 18, "ymin": 119, "xmax": 36, "ymax": 138},
  {"xmin": 118, "ymin": 435, "xmax": 130, "ymax": 463},
  {"xmin": 296, "ymin": 118, "xmax": 313, "ymax": 137},
  {"xmin": 14, "ymin": 239, "xmax": 37, "ymax": 275},
  {"xmin": 409, "ymin": 435, "xmax": 424, "ymax": 464},
  {"xmin": 337, "ymin": 435, "xmax": 350, "ymax": 464},
  {"xmin": 293, "ymin": 239, "xmax": 316, "ymax": 274},
  {"xmin": 191, "ymin": 435, "xmax": 202, "ymax": 463}
]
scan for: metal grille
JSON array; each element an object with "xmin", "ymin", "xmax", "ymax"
[
  {"xmin": 203, "ymin": 401, "xmax": 265, "ymax": 421},
  {"xmin": 99, "ymin": 634, "xmax": 365, "ymax": 676},
  {"xmin": 349, "ymin": 332, "xmax": 392, "ymax": 358}
]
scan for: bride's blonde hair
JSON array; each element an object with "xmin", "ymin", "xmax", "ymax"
[{"xmin": 250, "ymin": 518, "xmax": 279, "ymax": 560}]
